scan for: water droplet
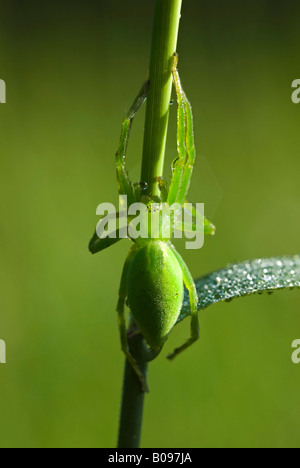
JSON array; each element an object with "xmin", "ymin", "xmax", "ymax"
[
  {"xmin": 225, "ymin": 297, "xmax": 234, "ymax": 303},
  {"xmin": 263, "ymin": 275, "xmax": 272, "ymax": 282},
  {"xmin": 134, "ymin": 181, "xmax": 148, "ymax": 192}
]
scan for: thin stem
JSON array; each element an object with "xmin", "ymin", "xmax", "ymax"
[
  {"xmin": 117, "ymin": 0, "xmax": 183, "ymax": 449},
  {"xmin": 117, "ymin": 332, "xmax": 148, "ymax": 448},
  {"xmin": 141, "ymin": 0, "xmax": 183, "ymax": 196}
]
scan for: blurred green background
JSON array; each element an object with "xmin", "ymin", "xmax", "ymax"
[{"xmin": 0, "ymin": 0, "xmax": 299, "ymax": 448}]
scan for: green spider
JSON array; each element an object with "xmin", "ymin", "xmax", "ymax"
[{"xmin": 89, "ymin": 54, "xmax": 215, "ymax": 392}]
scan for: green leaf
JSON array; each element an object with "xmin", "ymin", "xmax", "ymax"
[{"xmin": 177, "ymin": 255, "xmax": 300, "ymax": 324}]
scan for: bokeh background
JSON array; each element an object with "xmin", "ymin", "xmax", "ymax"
[{"xmin": 0, "ymin": 0, "xmax": 300, "ymax": 448}]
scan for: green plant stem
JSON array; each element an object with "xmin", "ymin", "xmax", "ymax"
[
  {"xmin": 117, "ymin": 0, "xmax": 182, "ymax": 448},
  {"xmin": 117, "ymin": 333, "xmax": 148, "ymax": 448},
  {"xmin": 141, "ymin": 0, "xmax": 183, "ymax": 196}
]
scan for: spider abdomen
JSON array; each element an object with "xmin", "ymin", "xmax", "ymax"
[{"xmin": 127, "ymin": 241, "xmax": 184, "ymax": 349}]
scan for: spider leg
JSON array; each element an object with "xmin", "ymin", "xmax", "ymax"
[
  {"xmin": 116, "ymin": 80, "xmax": 149, "ymax": 206},
  {"xmin": 167, "ymin": 54, "xmax": 187, "ymax": 206},
  {"xmin": 167, "ymin": 245, "xmax": 200, "ymax": 360},
  {"xmin": 154, "ymin": 177, "xmax": 168, "ymax": 203},
  {"xmin": 175, "ymin": 87, "xmax": 196, "ymax": 205},
  {"xmin": 117, "ymin": 246, "xmax": 149, "ymax": 393},
  {"xmin": 168, "ymin": 53, "xmax": 196, "ymax": 207}
]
